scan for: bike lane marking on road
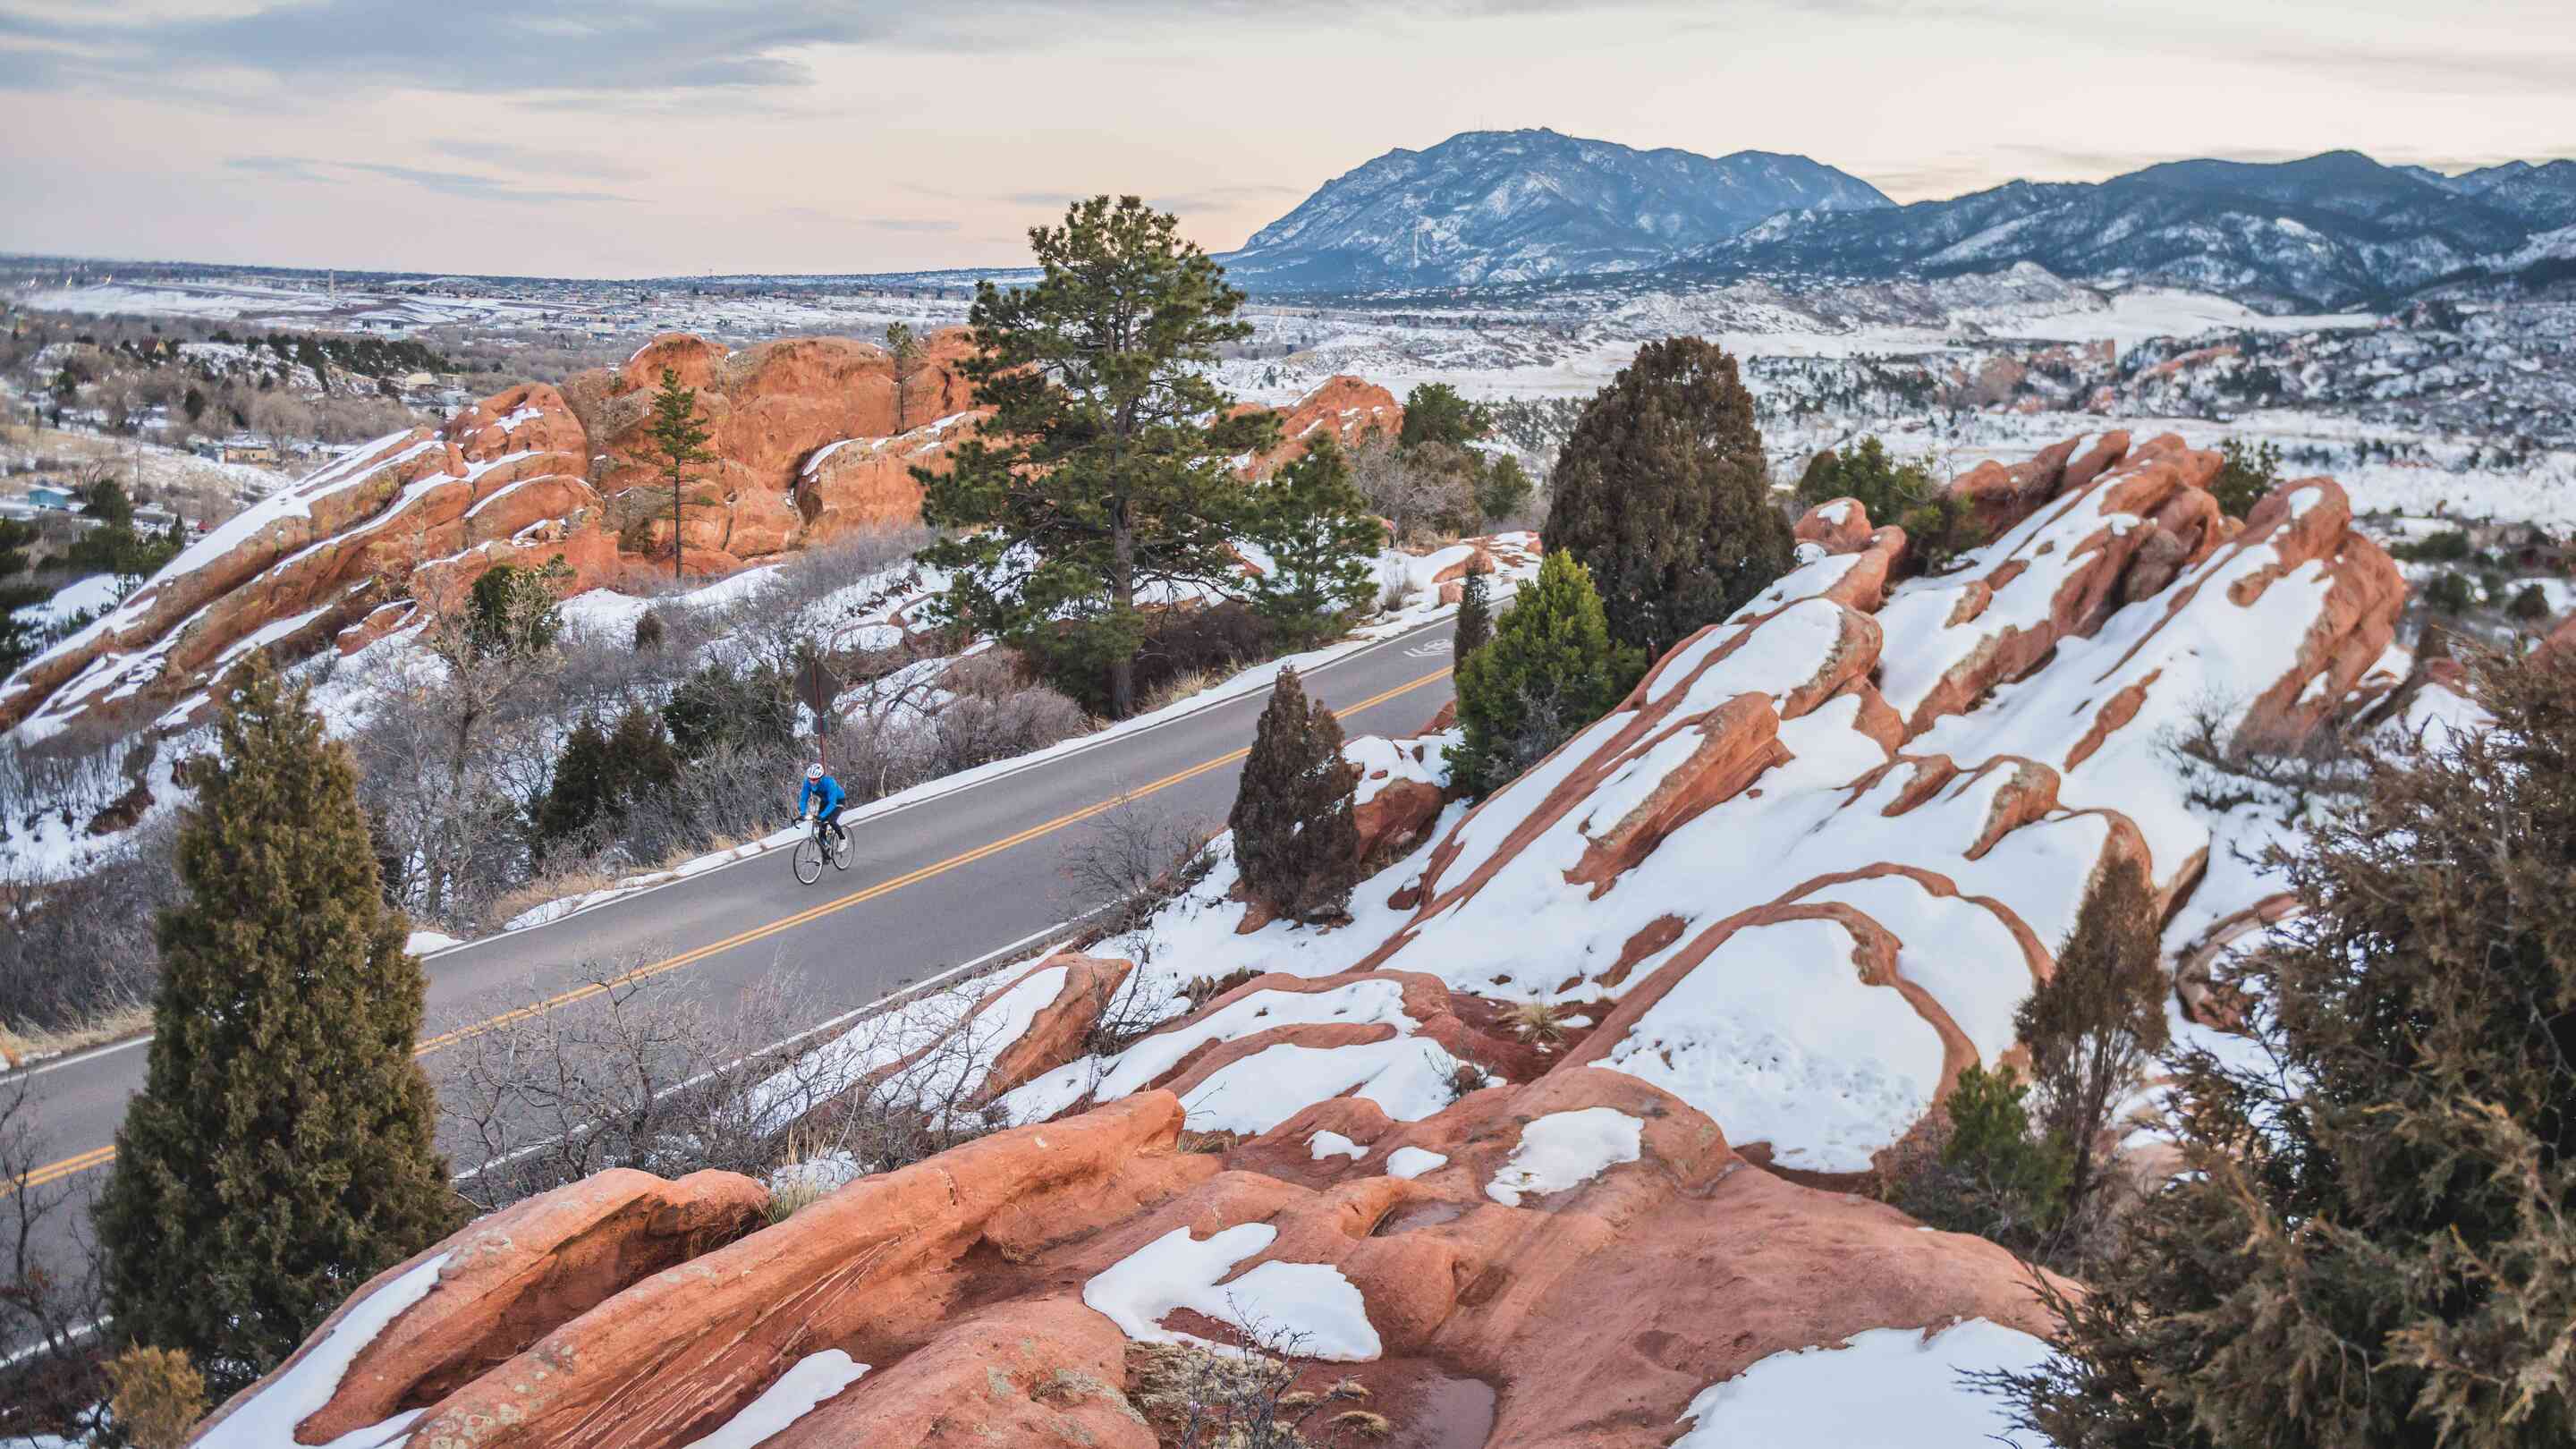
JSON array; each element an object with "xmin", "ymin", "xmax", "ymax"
[{"xmin": 6, "ymin": 665, "xmax": 1453, "ymax": 1196}]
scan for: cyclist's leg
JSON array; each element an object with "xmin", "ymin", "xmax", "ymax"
[{"xmin": 826, "ymin": 803, "xmax": 848, "ymax": 844}]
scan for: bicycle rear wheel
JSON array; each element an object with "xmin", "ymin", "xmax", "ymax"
[
  {"xmin": 792, "ymin": 835, "xmax": 826, "ymax": 885},
  {"xmin": 830, "ymin": 829, "xmax": 853, "ymax": 870}
]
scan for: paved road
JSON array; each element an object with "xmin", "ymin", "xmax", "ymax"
[{"xmin": 2, "ymin": 620, "xmax": 1458, "ymax": 1337}]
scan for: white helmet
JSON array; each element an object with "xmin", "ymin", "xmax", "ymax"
[{"xmin": 806, "ymin": 762, "xmax": 826, "ymax": 781}]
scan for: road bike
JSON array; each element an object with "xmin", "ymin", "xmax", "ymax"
[{"xmin": 792, "ymin": 812, "xmax": 852, "ymax": 885}]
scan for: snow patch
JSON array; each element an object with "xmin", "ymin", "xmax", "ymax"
[{"xmin": 1484, "ymin": 1106, "xmax": 1643, "ymax": 1206}]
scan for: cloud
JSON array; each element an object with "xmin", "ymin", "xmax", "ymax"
[
  {"xmin": 225, "ymin": 153, "xmax": 631, "ymax": 203},
  {"xmin": 769, "ymin": 205, "xmax": 961, "ymax": 233},
  {"xmin": 430, "ymin": 138, "xmax": 644, "ymax": 182},
  {"xmin": 0, "ymin": 0, "xmax": 1730, "ymax": 97}
]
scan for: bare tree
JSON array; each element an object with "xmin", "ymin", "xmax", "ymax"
[
  {"xmin": 1055, "ymin": 794, "xmax": 1216, "ymax": 948},
  {"xmin": 436, "ymin": 961, "xmax": 831, "ymax": 1212},
  {"xmin": 246, "ymin": 393, "xmax": 315, "ymax": 455},
  {"xmin": 0, "ymin": 1072, "xmax": 108, "ymax": 1436}
]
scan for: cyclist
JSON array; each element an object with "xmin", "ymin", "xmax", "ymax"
[{"xmin": 797, "ymin": 762, "xmax": 848, "ymax": 850}]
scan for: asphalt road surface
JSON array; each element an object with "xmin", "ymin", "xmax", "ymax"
[{"xmin": 1, "ymin": 618, "xmax": 1459, "ymax": 1348}]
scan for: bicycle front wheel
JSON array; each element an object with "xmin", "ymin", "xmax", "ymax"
[{"xmin": 792, "ymin": 835, "xmax": 826, "ymax": 885}]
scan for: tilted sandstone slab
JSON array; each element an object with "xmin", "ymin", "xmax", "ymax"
[{"xmin": 2, "ymin": 383, "xmax": 606, "ymax": 737}]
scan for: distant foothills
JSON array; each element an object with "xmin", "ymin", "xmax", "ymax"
[{"xmin": 9, "ymin": 129, "xmax": 2573, "ymax": 310}]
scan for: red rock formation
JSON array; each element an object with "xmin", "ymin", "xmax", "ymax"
[
  {"xmin": 1793, "ymin": 496, "xmax": 1876, "ymax": 554},
  {"xmin": 0, "ymin": 381, "xmax": 616, "ymax": 735},
  {"xmin": 1244, "ymin": 375, "xmax": 1402, "ymax": 478},
  {"xmin": 188, "ymin": 432, "xmax": 2429, "ymax": 1449}
]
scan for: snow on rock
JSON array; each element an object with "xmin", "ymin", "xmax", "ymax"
[
  {"xmin": 1384, "ymin": 1146, "xmax": 1449, "ymax": 1179},
  {"xmin": 1081, "ymin": 1223, "xmax": 1382, "ymax": 1361},
  {"xmin": 3, "ymin": 384, "xmax": 606, "ymax": 741},
  {"xmin": 674, "ymin": 1351, "xmax": 870, "ymax": 1449},
  {"xmin": 1671, "ymin": 1318, "xmax": 2060, "ymax": 1448},
  {"xmin": 195, "ymin": 1252, "xmax": 453, "ymax": 1449},
  {"xmin": 1072, "ymin": 429, "xmax": 2407, "ymax": 1175},
  {"xmin": 1484, "ymin": 1106, "xmax": 1644, "ymax": 1205},
  {"xmin": 1308, "ymin": 1130, "xmax": 1369, "ymax": 1162},
  {"xmin": 1589, "ymin": 918, "xmax": 1946, "ymax": 1173}
]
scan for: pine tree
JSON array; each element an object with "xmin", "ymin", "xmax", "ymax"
[
  {"xmin": 1476, "ymin": 453, "xmax": 1533, "ymax": 526},
  {"xmin": 884, "ymin": 322, "xmax": 926, "ymax": 433},
  {"xmin": 2016, "ymin": 853, "xmax": 2170, "ymax": 1222},
  {"xmin": 2209, "ymin": 437, "xmax": 2284, "ymax": 519},
  {"xmin": 1398, "ymin": 382, "xmax": 1491, "ymax": 450},
  {"xmin": 1229, "ymin": 666, "xmax": 1359, "ymax": 920},
  {"xmin": 1242, "ymin": 435, "xmax": 1383, "ymax": 648},
  {"xmin": 98, "ymin": 654, "xmax": 459, "ymax": 1400},
  {"xmin": 1453, "ymin": 556, "xmax": 1494, "ymax": 659},
  {"xmin": 0, "ymin": 516, "xmax": 48, "ymax": 675},
  {"xmin": 1546, "ymin": 337, "xmax": 1792, "ymax": 659},
  {"xmin": 1999, "ymin": 646, "xmax": 2576, "ymax": 1447},
  {"xmin": 533, "ymin": 714, "xmax": 616, "ymax": 847},
  {"xmin": 1446, "ymin": 550, "xmax": 1643, "ymax": 796},
  {"xmin": 917, "ymin": 196, "xmax": 1279, "ymax": 718},
  {"xmin": 1794, "ymin": 436, "xmax": 1986, "ymax": 575},
  {"xmin": 631, "ymin": 367, "xmax": 716, "ymax": 581}
]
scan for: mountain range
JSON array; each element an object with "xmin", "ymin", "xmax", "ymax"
[
  {"xmin": 1224, "ymin": 131, "xmax": 2576, "ymax": 309},
  {"xmin": 1216, "ymin": 128, "xmax": 1892, "ymax": 290}
]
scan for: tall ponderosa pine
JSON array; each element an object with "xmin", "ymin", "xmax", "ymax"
[
  {"xmin": 2000, "ymin": 646, "xmax": 2576, "ymax": 1448},
  {"xmin": 917, "ymin": 195, "xmax": 1278, "ymax": 718},
  {"xmin": 1242, "ymin": 435, "xmax": 1384, "ymax": 648},
  {"xmin": 1453, "ymin": 555, "xmax": 1494, "ymax": 659},
  {"xmin": 1546, "ymin": 336, "xmax": 1792, "ymax": 659},
  {"xmin": 1447, "ymin": 550, "xmax": 1642, "ymax": 796},
  {"xmin": 1229, "ymin": 666, "xmax": 1359, "ymax": 920},
  {"xmin": 2016, "ymin": 853, "xmax": 2169, "ymax": 1222},
  {"xmin": 884, "ymin": 322, "xmax": 925, "ymax": 433},
  {"xmin": 98, "ymin": 654, "xmax": 458, "ymax": 1399},
  {"xmin": 633, "ymin": 367, "xmax": 716, "ymax": 580}
]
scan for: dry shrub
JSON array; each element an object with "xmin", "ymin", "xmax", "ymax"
[
  {"xmin": 1502, "ymin": 1000, "xmax": 1569, "ymax": 1044},
  {"xmin": 107, "ymin": 1345, "xmax": 207, "ymax": 1449},
  {"xmin": 1126, "ymin": 1324, "xmax": 1384, "ymax": 1448}
]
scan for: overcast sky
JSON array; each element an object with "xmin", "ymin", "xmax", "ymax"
[{"xmin": 3, "ymin": 0, "xmax": 2570, "ymax": 278}]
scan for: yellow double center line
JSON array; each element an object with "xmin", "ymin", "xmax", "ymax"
[{"xmin": 6, "ymin": 665, "xmax": 1452, "ymax": 1197}]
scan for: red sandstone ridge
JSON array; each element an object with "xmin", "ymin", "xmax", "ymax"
[
  {"xmin": 0, "ymin": 332, "xmax": 982, "ymax": 737},
  {"xmin": 0, "ymin": 383, "xmax": 616, "ymax": 736},
  {"xmin": 176, "ymin": 432, "xmax": 2437, "ymax": 1449},
  {"xmin": 1241, "ymin": 375, "xmax": 1402, "ymax": 478}
]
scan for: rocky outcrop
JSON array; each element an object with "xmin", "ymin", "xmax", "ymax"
[
  {"xmin": 1242, "ymin": 375, "xmax": 1402, "ymax": 478},
  {"xmin": 567, "ymin": 330, "xmax": 985, "ymax": 574},
  {"xmin": 195, "ymin": 431, "xmax": 2426, "ymax": 1449},
  {"xmin": 0, "ymin": 382, "xmax": 613, "ymax": 736},
  {"xmin": 207, "ymin": 1053, "xmax": 2054, "ymax": 1449}
]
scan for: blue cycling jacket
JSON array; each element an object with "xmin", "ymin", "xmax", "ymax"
[{"xmin": 798, "ymin": 774, "xmax": 846, "ymax": 818}]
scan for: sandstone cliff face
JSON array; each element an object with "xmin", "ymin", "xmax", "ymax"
[
  {"xmin": 191, "ymin": 432, "xmax": 2431, "ymax": 1449},
  {"xmin": 565, "ymin": 330, "xmax": 986, "ymax": 575}
]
